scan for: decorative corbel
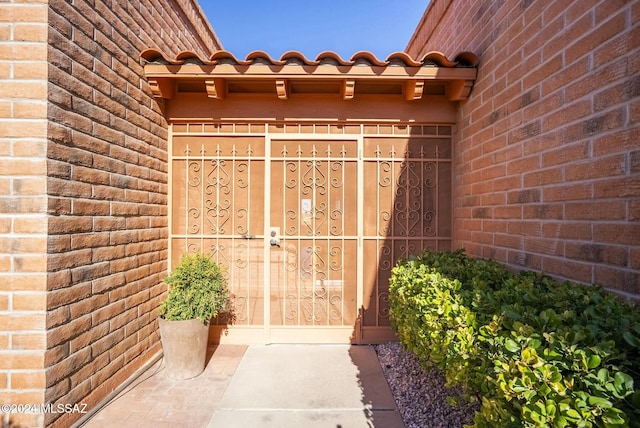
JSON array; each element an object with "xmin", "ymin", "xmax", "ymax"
[
  {"xmin": 342, "ymin": 79, "xmax": 355, "ymax": 100},
  {"xmin": 276, "ymin": 79, "xmax": 288, "ymax": 100},
  {"xmin": 447, "ymin": 79, "xmax": 474, "ymax": 101},
  {"xmin": 147, "ymin": 78, "xmax": 175, "ymax": 99},
  {"xmin": 205, "ymin": 78, "xmax": 226, "ymax": 99},
  {"xmin": 404, "ymin": 80, "xmax": 425, "ymax": 101}
]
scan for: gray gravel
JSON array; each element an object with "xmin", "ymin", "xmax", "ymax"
[{"xmin": 375, "ymin": 342, "xmax": 480, "ymax": 428}]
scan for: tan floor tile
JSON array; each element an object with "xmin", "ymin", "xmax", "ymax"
[{"xmin": 83, "ymin": 345, "xmax": 246, "ymax": 427}]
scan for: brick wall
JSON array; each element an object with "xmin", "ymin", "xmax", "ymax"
[
  {"xmin": 407, "ymin": 0, "xmax": 640, "ymax": 298},
  {"xmin": 1, "ymin": 1, "xmax": 221, "ymax": 426},
  {"xmin": 0, "ymin": 2, "xmax": 49, "ymax": 427}
]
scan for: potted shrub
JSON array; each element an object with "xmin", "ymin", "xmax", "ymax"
[{"xmin": 158, "ymin": 252, "xmax": 229, "ymax": 379}]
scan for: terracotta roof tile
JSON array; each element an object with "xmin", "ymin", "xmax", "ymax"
[
  {"xmin": 140, "ymin": 48, "xmax": 478, "ymax": 68},
  {"xmin": 350, "ymin": 51, "xmax": 387, "ymax": 67},
  {"xmin": 385, "ymin": 52, "xmax": 423, "ymax": 67},
  {"xmin": 280, "ymin": 51, "xmax": 319, "ymax": 65},
  {"xmin": 315, "ymin": 51, "xmax": 351, "ymax": 66},
  {"xmin": 141, "ymin": 48, "xmax": 479, "ymax": 101}
]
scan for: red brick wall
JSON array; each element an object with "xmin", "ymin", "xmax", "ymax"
[
  {"xmin": 407, "ymin": 0, "xmax": 640, "ymax": 298},
  {"xmin": 1, "ymin": 1, "xmax": 221, "ymax": 426}
]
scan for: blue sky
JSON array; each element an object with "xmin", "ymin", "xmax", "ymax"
[{"xmin": 201, "ymin": 1, "xmax": 429, "ymax": 60}]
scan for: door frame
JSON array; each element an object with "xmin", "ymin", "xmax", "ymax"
[
  {"xmin": 167, "ymin": 121, "xmax": 453, "ymax": 344},
  {"xmin": 260, "ymin": 131, "xmax": 364, "ymax": 344}
]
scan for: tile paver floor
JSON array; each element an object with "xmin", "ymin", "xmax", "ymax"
[
  {"xmin": 81, "ymin": 345, "xmax": 247, "ymax": 428},
  {"xmin": 79, "ymin": 344, "xmax": 403, "ymax": 428}
]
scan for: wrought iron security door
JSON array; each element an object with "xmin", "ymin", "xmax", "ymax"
[
  {"xmin": 170, "ymin": 133, "xmax": 360, "ymax": 342},
  {"xmin": 169, "ymin": 123, "xmax": 452, "ymax": 344},
  {"xmin": 268, "ymin": 139, "xmax": 359, "ymax": 339},
  {"xmin": 171, "ymin": 135, "xmax": 267, "ymax": 329}
]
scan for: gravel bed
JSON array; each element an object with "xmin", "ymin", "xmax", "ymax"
[{"xmin": 375, "ymin": 342, "xmax": 480, "ymax": 428}]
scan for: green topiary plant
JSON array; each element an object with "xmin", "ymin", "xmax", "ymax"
[{"xmin": 159, "ymin": 253, "xmax": 229, "ymax": 323}]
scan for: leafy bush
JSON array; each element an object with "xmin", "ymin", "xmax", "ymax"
[
  {"xmin": 389, "ymin": 249, "xmax": 640, "ymax": 427},
  {"xmin": 159, "ymin": 253, "xmax": 229, "ymax": 323}
]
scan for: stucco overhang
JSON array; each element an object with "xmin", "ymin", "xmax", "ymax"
[{"xmin": 141, "ymin": 49, "xmax": 478, "ymax": 102}]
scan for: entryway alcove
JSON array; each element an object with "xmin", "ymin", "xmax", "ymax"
[{"xmin": 141, "ymin": 48, "xmax": 478, "ymax": 344}]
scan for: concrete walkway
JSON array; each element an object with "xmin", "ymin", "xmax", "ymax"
[
  {"xmin": 82, "ymin": 344, "xmax": 404, "ymax": 428},
  {"xmin": 208, "ymin": 345, "xmax": 404, "ymax": 428}
]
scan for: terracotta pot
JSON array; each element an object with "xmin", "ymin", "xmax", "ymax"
[{"xmin": 158, "ymin": 318, "xmax": 209, "ymax": 379}]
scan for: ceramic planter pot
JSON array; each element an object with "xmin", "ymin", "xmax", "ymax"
[{"xmin": 158, "ymin": 318, "xmax": 209, "ymax": 379}]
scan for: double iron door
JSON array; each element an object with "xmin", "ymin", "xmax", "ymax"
[{"xmin": 170, "ymin": 129, "xmax": 451, "ymax": 343}]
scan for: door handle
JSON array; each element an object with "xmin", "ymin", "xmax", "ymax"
[
  {"xmin": 269, "ymin": 227, "xmax": 280, "ymax": 247},
  {"xmin": 241, "ymin": 234, "xmax": 256, "ymax": 239}
]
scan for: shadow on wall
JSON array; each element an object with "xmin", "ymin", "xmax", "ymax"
[
  {"xmin": 360, "ymin": 132, "xmax": 453, "ymax": 341},
  {"xmin": 208, "ymin": 308, "xmax": 236, "ymax": 363}
]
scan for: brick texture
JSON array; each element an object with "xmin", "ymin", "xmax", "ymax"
[
  {"xmin": 1, "ymin": 1, "xmax": 221, "ymax": 427},
  {"xmin": 408, "ymin": 0, "xmax": 640, "ymax": 298},
  {"xmin": 0, "ymin": 2, "xmax": 49, "ymax": 427}
]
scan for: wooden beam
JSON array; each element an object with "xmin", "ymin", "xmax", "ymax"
[
  {"xmin": 144, "ymin": 63, "xmax": 477, "ymax": 80},
  {"xmin": 342, "ymin": 79, "xmax": 355, "ymax": 100},
  {"xmin": 276, "ymin": 79, "xmax": 288, "ymax": 99},
  {"xmin": 404, "ymin": 80, "xmax": 424, "ymax": 101},
  {"xmin": 205, "ymin": 78, "xmax": 226, "ymax": 99},
  {"xmin": 147, "ymin": 78, "xmax": 175, "ymax": 99},
  {"xmin": 447, "ymin": 79, "xmax": 474, "ymax": 101}
]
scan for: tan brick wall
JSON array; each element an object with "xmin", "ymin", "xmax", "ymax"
[
  {"xmin": 0, "ymin": 1, "xmax": 49, "ymax": 426},
  {"xmin": 408, "ymin": 0, "xmax": 640, "ymax": 298},
  {"xmin": 1, "ymin": 1, "xmax": 221, "ymax": 426}
]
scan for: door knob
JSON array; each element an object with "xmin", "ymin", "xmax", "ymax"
[{"xmin": 269, "ymin": 227, "xmax": 280, "ymax": 247}]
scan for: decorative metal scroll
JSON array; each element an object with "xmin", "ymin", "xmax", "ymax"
[
  {"xmin": 274, "ymin": 142, "xmax": 355, "ymax": 327},
  {"xmin": 172, "ymin": 132, "xmax": 452, "ymax": 334},
  {"xmin": 182, "ymin": 142, "xmax": 262, "ymax": 325},
  {"xmin": 363, "ymin": 138, "xmax": 451, "ymax": 328}
]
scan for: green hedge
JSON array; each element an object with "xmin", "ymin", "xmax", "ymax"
[{"xmin": 389, "ymin": 249, "xmax": 640, "ymax": 427}]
